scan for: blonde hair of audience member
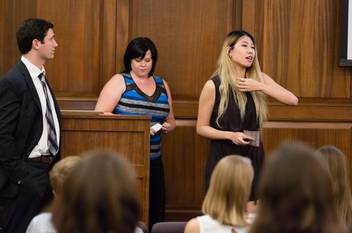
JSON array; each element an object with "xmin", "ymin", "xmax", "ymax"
[
  {"xmin": 214, "ymin": 31, "xmax": 267, "ymax": 126},
  {"xmin": 52, "ymin": 150, "xmax": 139, "ymax": 233},
  {"xmin": 316, "ymin": 145, "xmax": 352, "ymax": 227},
  {"xmin": 249, "ymin": 143, "xmax": 347, "ymax": 233},
  {"xmin": 25, "ymin": 156, "xmax": 81, "ymax": 233},
  {"xmin": 185, "ymin": 155, "xmax": 254, "ymax": 233},
  {"xmin": 49, "ymin": 156, "xmax": 81, "ymax": 195}
]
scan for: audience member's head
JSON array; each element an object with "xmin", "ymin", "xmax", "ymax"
[
  {"xmin": 202, "ymin": 155, "xmax": 254, "ymax": 226},
  {"xmin": 52, "ymin": 150, "xmax": 139, "ymax": 233},
  {"xmin": 316, "ymin": 145, "xmax": 352, "ymax": 227},
  {"xmin": 249, "ymin": 142, "xmax": 346, "ymax": 233},
  {"xmin": 49, "ymin": 156, "xmax": 81, "ymax": 196}
]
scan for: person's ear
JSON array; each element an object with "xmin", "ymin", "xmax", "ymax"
[
  {"xmin": 228, "ymin": 46, "xmax": 233, "ymax": 58},
  {"xmin": 32, "ymin": 39, "xmax": 42, "ymax": 50}
]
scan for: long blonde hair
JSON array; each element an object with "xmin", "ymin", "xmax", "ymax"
[
  {"xmin": 214, "ymin": 30, "xmax": 267, "ymax": 126},
  {"xmin": 317, "ymin": 145, "xmax": 352, "ymax": 226},
  {"xmin": 202, "ymin": 155, "xmax": 254, "ymax": 226}
]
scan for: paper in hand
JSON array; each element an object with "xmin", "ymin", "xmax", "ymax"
[
  {"xmin": 243, "ymin": 130, "xmax": 260, "ymax": 147},
  {"xmin": 151, "ymin": 123, "xmax": 162, "ymax": 132}
]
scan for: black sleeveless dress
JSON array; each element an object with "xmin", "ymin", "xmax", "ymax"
[{"xmin": 205, "ymin": 76, "xmax": 265, "ymax": 201}]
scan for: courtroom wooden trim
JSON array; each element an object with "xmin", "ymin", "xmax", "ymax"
[{"xmin": 58, "ymin": 97, "xmax": 352, "ymax": 122}]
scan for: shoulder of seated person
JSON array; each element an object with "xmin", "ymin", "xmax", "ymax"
[{"xmin": 185, "ymin": 218, "xmax": 200, "ymax": 233}]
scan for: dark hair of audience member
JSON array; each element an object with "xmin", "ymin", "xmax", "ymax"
[
  {"xmin": 316, "ymin": 145, "xmax": 352, "ymax": 227},
  {"xmin": 249, "ymin": 142, "xmax": 347, "ymax": 233},
  {"xmin": 52, "ymin": 150, "xmax": 140, "ymax": 233}
]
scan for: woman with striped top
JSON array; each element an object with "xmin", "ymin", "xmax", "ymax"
[{"xmin": 95, "ymin": 37, "xmax": 176, "ymax": 228}]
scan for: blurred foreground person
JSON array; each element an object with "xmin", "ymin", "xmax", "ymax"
[{"xmin": 249, "ymin": 143, "xmax": 347, "ymax": 233}]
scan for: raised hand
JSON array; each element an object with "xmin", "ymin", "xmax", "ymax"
[{"xmin": 237, "ymin": 77, "xmax": 263, "ymax": 92}]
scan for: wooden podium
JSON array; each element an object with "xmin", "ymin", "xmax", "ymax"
[{"xmin": 60, "ymin": 110, "xmax": 150, "ymax": 224}]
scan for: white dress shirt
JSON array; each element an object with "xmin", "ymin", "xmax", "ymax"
[{"xmin": 21, "ymin": 56, "xmax": 60, "ymax": 158}]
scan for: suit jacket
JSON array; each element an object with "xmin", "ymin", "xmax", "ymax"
[{"xmin": 0, "ymin": 61, "xmax": 61, "ymax": 198}]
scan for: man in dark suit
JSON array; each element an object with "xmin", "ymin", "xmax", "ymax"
[{"xmin": 0, "ymin": 18, "xmax": 60, "ymax": 233}]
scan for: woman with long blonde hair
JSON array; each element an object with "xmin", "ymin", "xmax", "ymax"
[
  {"xmin": 184, "ymin": 155, "xmax": 254, "ymax": 233},
  {"xmin": 197, "ymin": 30, "xmax": 298, "ymax": 202},
  {"xmin": 316, "ymin": 145, "xmax": 352, "ymax": 228}
]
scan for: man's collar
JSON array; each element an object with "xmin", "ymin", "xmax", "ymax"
[{"xmin": 21, "ymin": 56, "xmax": 46, "ymax": 80}]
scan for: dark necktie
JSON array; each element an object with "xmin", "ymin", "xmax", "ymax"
[{"xmin": 38, "ymin": 73, "xmax": 58, "ymax": 155}]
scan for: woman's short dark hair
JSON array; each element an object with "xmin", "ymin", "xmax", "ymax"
[
  {"xmin": 123, "ymin": 37, "xmax": 158, "ymax": 76},
  {"xmin": 16, "ymin": 18, "xmax": 54, "ymax": 54}
]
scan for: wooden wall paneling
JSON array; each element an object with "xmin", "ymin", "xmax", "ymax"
[
  {"xmin": 268, "ymin": 103, "xmax": 352, "ymax": 122},
  {"xmin": 350, "ymin": 127, "xmax": 352, "ymax": 170},
  {"xmin": 173, "ymin": 100, "xmax": 198, "ymax": 119},
  {"xmin": 247, "ymin": 0, "xmax": 352, "ymax": 99},
  {"xmin": 262, "ymin": 122, "xmax": 352, "ymax": 183},
  {"xmin": 99, "ymin": 0, "xmax": 118, "ymax": 92},
  {"xmin": 115, "ymin": 0, "xmax": 131, "ymax": 78},
  {"xmin": 58, "ymin": 97, "xmax": 97, "ymax": 110},
  {"xmin": 162, "ymin": 120, "xmax": 209, "ymax": 220},
  {"xmin": 241, "ymin": 0, "xmax": 265, "ymax": 62},
  {"xmin": 129, "ymin": 0, "xmax": 236, "ymax": 101},
  {"xmin": 233, "ymin": 0, "xmax": 242, "ymax": 29},
  {"xmin": 57, "ymin": 98, "xmax": 352, "ymax": 122},
  {"xmin": 0, "ymin": 0, "xmax": 37, "ymax": 75},
  {"xmin": 37, "ymin": 0, "xmax": 101, "ymax": 96},
  {"xmin": 262, "ymin": 122, "xmax": 352, "ymax": 157},
  {"xmin": 0, "ymin": 0, "xmax": 126, "ymax": 98}
]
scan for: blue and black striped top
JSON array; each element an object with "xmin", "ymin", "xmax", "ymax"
[{"xmin": 113, "ymin": 73, "xmax": 170, "ymax": 159}]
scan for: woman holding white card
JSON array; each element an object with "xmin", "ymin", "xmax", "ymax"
[
  {"xmin": 197, "ymin": 30, "xmax": 298, "ymax": 205},
  {"xmin": 95, "ymin": 37, "xmax": 175, "ymax": 228}
]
